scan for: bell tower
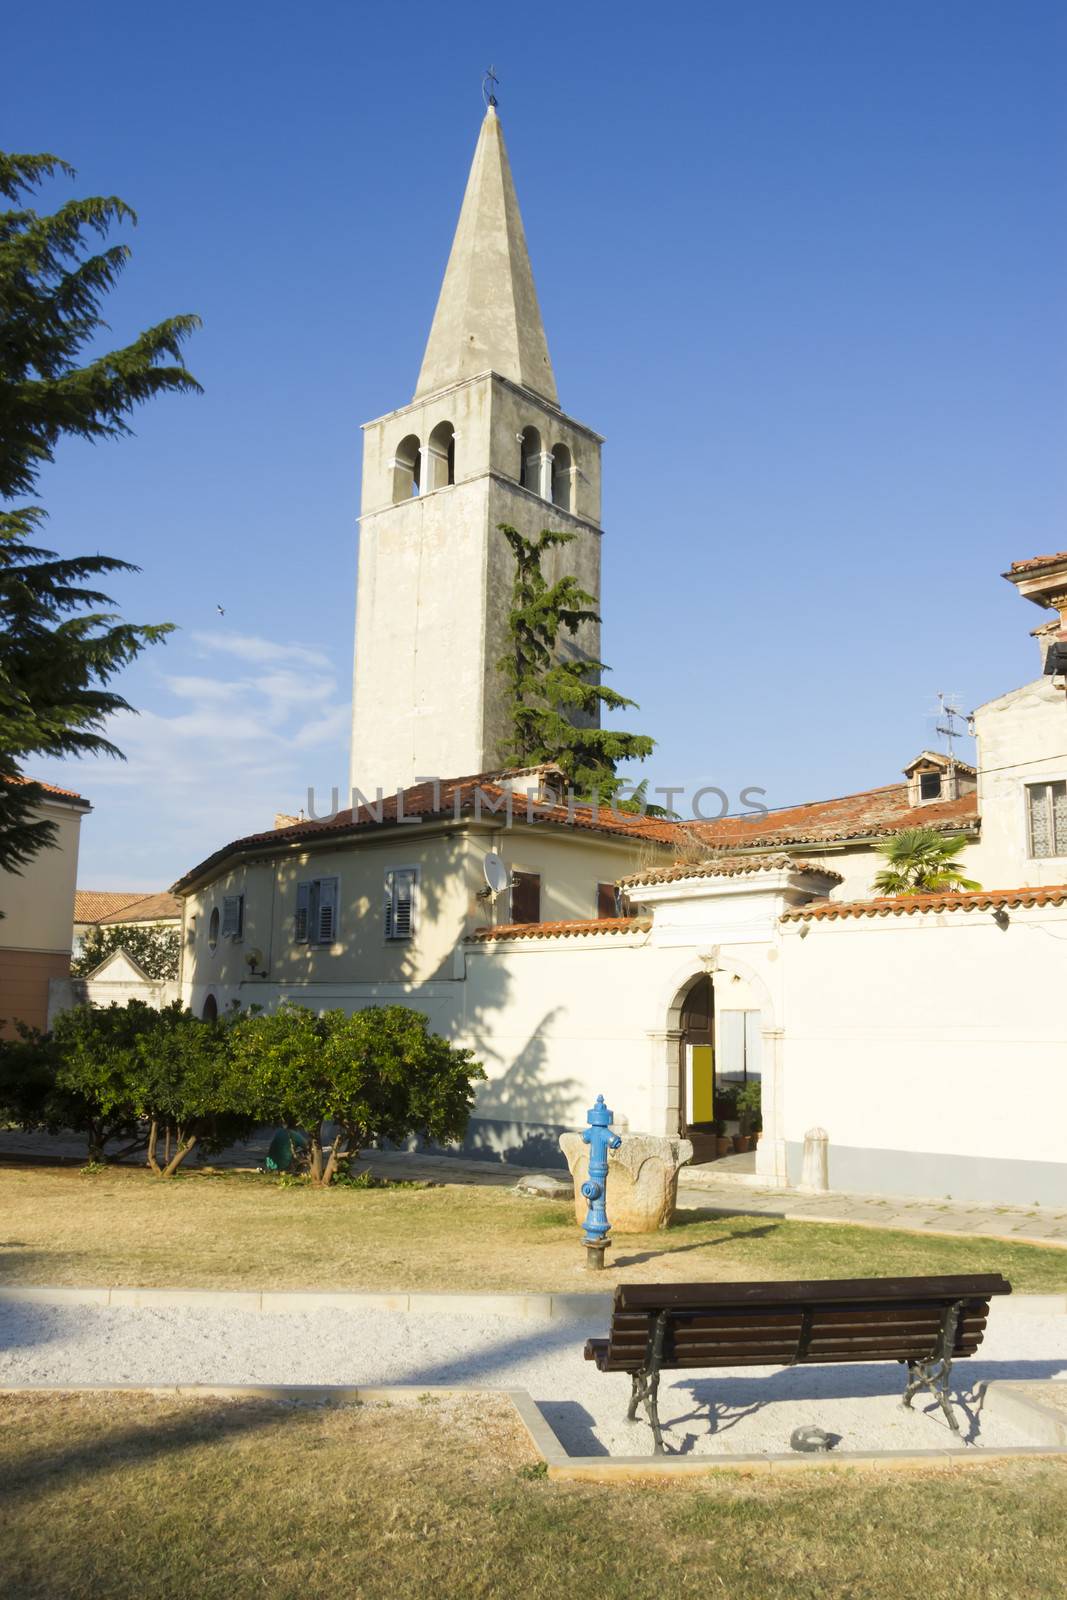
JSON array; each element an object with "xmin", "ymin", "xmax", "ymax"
[{"xmin": 350, "ymin": 105, "xmax": 603, "ymax": 793}]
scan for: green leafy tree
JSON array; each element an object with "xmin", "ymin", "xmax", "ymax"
[
  {"xmin": 232, "ymin": 1002, "xmax": 486, "ymax": 1187},
  {"xmin": 872, "ymin": 829, "xmax": 981, "ymax": 896},
  {"xmin": 48, "ymin": 1000, "xmax": 153, "ymax": 1160},
  {"xmin": 72, "ymin": 923, "xmax": 180, "ymax": 980},
  {"xmin": 51, "ymin": 999, "xmax": 249, "ymax": 1172},
  {"xmin": 0, "ymin": 1021, "xmax": 60, "ymax": 1133},
  {"xmin": 0, "ymin": 151, "xmax": 200, "ymax": 872},
  {"xmin": 134, "ymin": 1004, "xmax": 253, "ymax": 1177},
  {"xmin": 496, "ymin": 525, "xmax": 655, "ymax": 808}
]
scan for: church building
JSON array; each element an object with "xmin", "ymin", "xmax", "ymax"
[{"xmin": 162, "ymin": 106, "xmax": 1067, "ymax": 1209}]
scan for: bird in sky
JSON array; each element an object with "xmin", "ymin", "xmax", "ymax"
[{"xmin": 216, "ymin": 604, "xmax": 225, "ymax": 617}]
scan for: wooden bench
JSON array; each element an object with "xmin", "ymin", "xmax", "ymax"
[{"xmin": 584, "ymin": 1274, "xmax": 1012, "ymax": 1453}]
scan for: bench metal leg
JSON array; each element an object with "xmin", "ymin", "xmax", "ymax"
[
  {"xmin": 899, "ymin": 1300, "xmax": 963, "ymax": 1433},
  {"xmin": 627, "ymin": 1310, "xmax": 669, "ymax": 1454}
]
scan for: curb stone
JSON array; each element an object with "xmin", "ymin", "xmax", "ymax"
[
  {"xmin": 1, "ymin": 1380, "xmax": 1064, "ymax": 1483},
  {"xmin": 0, "ymin": 1286, "xmax": 1062, "ymax": 1315}
]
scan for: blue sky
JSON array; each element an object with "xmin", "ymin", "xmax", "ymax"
[{"xmin": 9, "ymin": 0, "xmax": 1065, "ymax": 887}]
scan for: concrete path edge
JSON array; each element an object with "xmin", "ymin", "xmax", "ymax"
[
  {"xmin": 0, "ymin": 1285, "xmax": 1064, "ymax": 1315},
  {"xmin": 2, "ymin": 1379, "xmax": 1065, "ymax": 1483}
]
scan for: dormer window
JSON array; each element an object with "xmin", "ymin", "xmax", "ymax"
[{"xmin": 919, "ymin": 771, "xmax": 942, "ymax": 801}]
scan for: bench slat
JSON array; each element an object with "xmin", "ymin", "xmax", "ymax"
[
  {"xmin": 609, "ymin": 1311, "xmax": 988, "ymax": 1336},
  {"xmin": 614, "ymin": 1274, "xmax": 1010, "ymax": 1314}
]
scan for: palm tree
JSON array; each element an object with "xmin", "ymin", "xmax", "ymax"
[{"xmin": 872, "ymin": 829, "xmax": 981, "ymax": 896}]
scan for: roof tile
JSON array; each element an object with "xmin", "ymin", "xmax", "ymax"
[{"xmin": 782, "ymin": 884, "xmax": 1067, "ymax": 922}]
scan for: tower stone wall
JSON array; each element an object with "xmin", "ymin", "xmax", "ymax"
[{"xmin": 349, "ymin": 109, "xmax": 604, "ymax": 794}]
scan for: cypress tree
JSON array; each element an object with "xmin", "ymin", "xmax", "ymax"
[
  {"xmin": 0, "ymin": 151, "xmax": 200, "ymax": 871},
  {"xmin": 496, "ymin": 524, "xmax": 655, "ymax": 807}
]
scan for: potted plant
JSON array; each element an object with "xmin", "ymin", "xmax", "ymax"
[{"xmin": 737, "ymin": 1080, "xmax": 762, "ymax": 1147}]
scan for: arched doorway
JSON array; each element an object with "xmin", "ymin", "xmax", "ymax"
[{"xmin": 202, "ymin": 993, "xmax": 218, "ymax": 1021}]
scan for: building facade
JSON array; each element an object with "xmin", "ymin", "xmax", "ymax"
[{"xmin": 0, "ymin": 781, "xmax": 91, "ymax": 1036}]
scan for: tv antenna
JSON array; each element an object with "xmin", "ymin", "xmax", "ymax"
[
  {"xmin": 934, "ymin": 690, "xmax": 967, "ymax": 770},
  {"xmin": 482, "ymin": 65, "xmax": 499, "ymax": 108}
]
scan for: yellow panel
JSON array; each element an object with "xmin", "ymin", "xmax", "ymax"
[{"xmin": 690, "ymin": 1044, "xmax": 714, "ymax": 1124}]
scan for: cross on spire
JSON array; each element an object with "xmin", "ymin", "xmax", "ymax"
[{"xmin": 483, "ymin": 65, "xmax": 499, "ymax": 108}]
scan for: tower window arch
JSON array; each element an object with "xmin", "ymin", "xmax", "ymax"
[
  {"xmin": 518, "ymin": 425, "xmax": 543, "ymax": 496},
  {"xmin": 391, "ymin": 434, "xmax": 421, "ymax": 503},
  {"xmin": 550, "ymin": 443, "xmax": 573, "ymax": 511},
  {"xmin": 426, "ymin": 421, "xmax": 455, "ymax": 490}
]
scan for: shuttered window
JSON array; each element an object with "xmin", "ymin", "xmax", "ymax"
[
  {"xmin": 384, "ymin": 867, "xmax": 418, "ymax": 940},
  {"xmin": 221, "ymin": 894, "xmax": 244, "ymax": 938},
  {"xmin": 294, "ymin": 877, "xmax": 340, "ymax": 945},
  {"xmin": 1027, "ymin": 781, "xmax": 1067, "ymax": 858},
  {"xmin": 718, "ymin": 1009, "xmax": 762, "ymax": 1084},
  {"xmin": 510, "ymin": 871, "xmax": 541, "ymax": 924}
]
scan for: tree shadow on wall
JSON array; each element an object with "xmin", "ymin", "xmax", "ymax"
[{"xmin": 462, "ymin": 1008, "xmax": 583, "ymax": 1168}]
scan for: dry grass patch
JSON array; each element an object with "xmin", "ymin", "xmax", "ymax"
[
  {"xmin": 0, "ymin": 1391, "xmax": 1064, "ymax": 1600},
  {"xmin": 0, "ymin": 1164, "xmax": 1064, "ymax": 1293}
]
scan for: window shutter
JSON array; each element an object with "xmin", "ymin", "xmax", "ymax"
[
  {"xmin": 295, "ymin": 882, "xmax": 311, "ymax": 943},
  {"xmin": 394, "ymin": 869, "xmax": 414, "ymax": 939},
  {"xmin": 510, "ymin": 872, "xmax": 541, "ymax": 924},
  {"xmin": 1029, "ymin": 785, "xmax": 1053, "ymax": 857},
  {"xmin": 1054, "ymin": 781, "xmax": 1067, "ymax": 854},
  {"xmin": 385, "ymin": 868, "xmax": 416, "ymax": 940},
  {"xmin": 222, "ymin": 894, "xmax": 243, "ymax": 938},
  {"xmin": 316, "ymin": 877, "xmax": 339, "ymax": 944},
  {"xmin": 744, "ymin": 1011, "xmax": 762, "ymax": 1079},
  {"xmin": 718, "ymin": 1010, "xmax": 746, "ymax": 1081}
]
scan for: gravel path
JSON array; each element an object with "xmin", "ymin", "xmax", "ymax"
[{"xmin": 2, "ymin": 1299, "xmax": 1064, "ymax": 1457}]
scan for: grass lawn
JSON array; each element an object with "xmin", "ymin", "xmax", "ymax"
[
  {"xmin": 1, "ymin": 1165, "xmax": 1065, "ymax": 1292},
  {"xmin": 0, "ymin": 1390, "xmax": 1063, "ymax": 1600}
]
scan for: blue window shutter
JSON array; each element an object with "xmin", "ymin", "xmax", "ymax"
[
  {"xmin": 316, "ymin": 877, "xmax": 339, "ymax": 944},
  {"xmin": 295, "ymin": 882, "xmax": 311, "ymax": 943}
]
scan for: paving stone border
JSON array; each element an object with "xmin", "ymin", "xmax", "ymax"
[
  {"xmin": 0, "ymin": 1285, "xmax": 615, "ymax": 1317},
  {"xmin": 2, "ymin": 1379, "xmax": 1065, "ymax": 1482},
  {"xmin": 0, "ymin": 1285, "xmax": 1064, "ymax": 1315},
  {"xmin": 2, "ymin": 1284, "xmax": 1065, "ymax": 1316}
]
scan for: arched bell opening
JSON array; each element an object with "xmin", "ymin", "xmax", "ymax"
[
  {"xmin": 391, "ymin": 433, "xmax": 421, "ymax": 502},
  {"xmin": 425, "ymin": 420, "xmax": 455, "ymax": 490}
]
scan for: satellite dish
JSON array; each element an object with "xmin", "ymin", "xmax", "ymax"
[{"xmin": 483, "ymin": 853, "xmax": 509, "ymax": 897}]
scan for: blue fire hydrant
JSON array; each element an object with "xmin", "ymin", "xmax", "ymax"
[{"xmin": 580, "ymin": 1094, "xmax": 622, "ymax": 1268}]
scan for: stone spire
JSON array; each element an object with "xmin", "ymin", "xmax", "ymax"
[{"xmin": 414, "ymin": 106, "xmax": 558, "ymax": 406}]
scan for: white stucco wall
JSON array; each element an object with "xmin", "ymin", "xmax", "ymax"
[
  {"xmin": 972, "ymin": 676, "xmax": 1067, "ymax": 888},
  {"xmin": 778, "ymin": 900, "xmax": 1067, "ymax": 1204}
]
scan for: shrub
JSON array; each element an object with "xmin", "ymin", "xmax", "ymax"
[
  {"xmin": 231, "ymin": 1002, "xmax": 486, "ymax": 1186},
  {"xmin": 736, "ymin": 1079, "xmax": 762, "ymax": 1132}
]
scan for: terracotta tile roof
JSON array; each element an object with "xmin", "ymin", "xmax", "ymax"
[
  {"xmin": 471, "ymin": 916, "xmax": 652, "ymax": 942},
  {"xmin": 1008, "ymin": 552, "xmax": 1067, "ymax": 574},
  {"xmin": 104, "ymin": 891, "xmax": 182, "ymax": 924},
  {"xmin": 684, "ymin": 784, "xmax": 978, "ymax": 852},
  {"xmin": 75, "ymin": 890, "xmax": 182, "ymax": 925},
  {"xmin": 172, "ymin": 771, "xmax": 678, "ymax": 892},
  {"xmin": 8, "ymin": 776, "xmax": 88, "ymax": 804},
  {"xmin": 782, "ymin": 884, "xmax": 1067, "ymax": 923},
  {"xmin": 620, "ymin": 854, "xmax": 843, "ymax": 889}
]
